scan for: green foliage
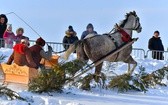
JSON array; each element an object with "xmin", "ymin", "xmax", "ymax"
[
  {"xmin": 28, "ymin": 60, "xmax": 85, "ymax": 93},
  {"xmin": 141, "ymin": 67, "xmax": 168, "ymax": 87},
  {"xmin": 80, "ymin": 73, "xmax": 107, "ymax": 90},
  {"xmin": 108, "ymin": 74, "xmax": 141, "ymax": 92},
  {"xmin": 28, "ymin": 58, "xmax": 168, "ymax": 93},
  {"xmin": 62, "ymin": 59, "xmax": 85, "ymax": 77},
  {"xmin": 28, "ymin": 64, "xmax": 65, "ymax": 93},
  {"xmin": 0, "ymin": 86, "xmax": 26, "ymax": 101},
  {"xmin": 80, "ymin": 74, "xmax": 93, "ymax": 90},
  {"xmin": 108, "ymin": 66, "xmax": 168, "ymax": 93}
]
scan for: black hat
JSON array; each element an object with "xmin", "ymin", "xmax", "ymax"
[
  {"xmin": 86, "ymin": 23, "xmax": 93, "ymax": 29},
  {"xmin": 68, "ymin": 25, "xmax": 74, "ymax": 32},
  {"xmin": 68, "ymin": 25, "xmax": 73, "ymax": 29},
  {"xmin": 154, "ymin": 30, "xmax": 160, "ymax": 34}
]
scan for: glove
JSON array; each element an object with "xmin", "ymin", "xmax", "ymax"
[{"xmin": 48, "ymin": 45, "xmax": 52, "ymax": 51}]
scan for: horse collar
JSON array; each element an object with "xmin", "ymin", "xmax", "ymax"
[{"xmin": 118, "ymin": 28, "xmax": 131, "ymax": 42}]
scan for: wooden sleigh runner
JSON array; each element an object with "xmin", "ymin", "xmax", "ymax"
[{"xmin": 0, "ymin": 55, "xmax": 60, "ymax": 85}]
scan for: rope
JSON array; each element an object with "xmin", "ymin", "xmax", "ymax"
[
  {"xmin": 5, "ymin": 12, "xmax": 41, "ymax": 37},
  {"xmin": 5, "ymin": 12, "xmax": 56, "ymax": 52}
]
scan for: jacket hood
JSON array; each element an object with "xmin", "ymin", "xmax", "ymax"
[
  {"xmin": 86, "ymin": 23, "xmax": 94, "ymax": 29},
  {"xmin": 65, "ymin": 30, "xmax": 76, "ymax": 37},
  {"xmin": 152, "ymin": 36, "xmax": 160, "ymax": 39}
]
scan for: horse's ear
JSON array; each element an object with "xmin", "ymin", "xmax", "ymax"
[
  {"xmin": 133, "ymin": 11, "xmax": 136, "ymax": 15},
  {"xmin": 126, "ymin": 13, "xmax": 129, "ymax": 17}
]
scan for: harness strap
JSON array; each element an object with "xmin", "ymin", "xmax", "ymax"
[
  {"xmin": 118, "ymin": 28, "xmax": 131, "ymax": 42},
  {"xmin": 114, "ymin": 24, "xmax": 132, "ymax": 42}
]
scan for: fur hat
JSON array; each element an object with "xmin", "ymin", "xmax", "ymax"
[
  {"xmin": 36, "ymin": 37, "xmax": 45, "ymax": 46},
  {"xmin": 86, "ymin": 23, "xmax": 94, "ymax": 29}
]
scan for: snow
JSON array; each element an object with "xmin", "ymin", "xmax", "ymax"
[{"xmin": 0, "ymin": 48, "xmax": 168, "ymax": 105}]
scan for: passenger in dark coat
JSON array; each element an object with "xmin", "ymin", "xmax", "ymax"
[
  {"xmin": 62, "ymin": 25, "xmax": 79, "ymax": 50},
  {"xmin": 148, "ymin": 31, "xmax": 164, "ymax": 60},
  {"xmin": 0, "ymin": 14, "xmax": 8, "ymax": 47}
]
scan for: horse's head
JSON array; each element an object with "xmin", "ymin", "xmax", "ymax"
[{"xmin": 119, "ymin": 11, "xmax": 142, "ymax": 33}]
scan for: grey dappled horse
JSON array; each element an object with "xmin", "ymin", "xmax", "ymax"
[{"xmin": 64, "ymin": 11, "xmax": 142, "ymax": 75}]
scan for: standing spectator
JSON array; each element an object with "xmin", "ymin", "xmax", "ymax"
[
  {"xmin": 15, "ymin": 27, "xmax": 29, "ymax": 44},
  {"xmin": 81, "ymin": 23, "xmax": 97, "ymax": 39},
  {"xmin": 3, "ymin": 25, "xmax": 16, "ymax": 48},
  {"xmin": 0, "ymin": 14, "xmax": 8, "ymax": 47},
  {"xmin": 63, "ymin": 25, "xmax": 79, "ymax": 50},
  {"xmin": 148, "ymin": 30, "xmax": 164, "ymax": 60},
  {"xmin": 30, "ymin": 37, "xmax": 52, "ymax": 69}
]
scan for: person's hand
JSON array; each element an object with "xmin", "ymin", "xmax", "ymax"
[{"xmin": 48, "ymin": 45, "xmax": 52, "ymax": 51}]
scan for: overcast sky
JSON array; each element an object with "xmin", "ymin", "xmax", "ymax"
[{"xmin": 1, "ymin": 0, "xmax": 168, "ymax": 51}]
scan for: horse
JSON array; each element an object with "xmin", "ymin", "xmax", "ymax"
[{"xmin": 63, "ymin": 11, "xmax": 142, "ymax": 76}]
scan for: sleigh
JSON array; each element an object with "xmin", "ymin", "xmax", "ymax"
[
  {"xmin": 0, "ymin": 55, "xmax": 60, "ymax": 84},
  {"xmin": 40, "ymin": 54, "xmax": 60, "ymax": 69},
  {"xmin": 0, "ymin": 63, "xmax": 38, "ymax": 84}
]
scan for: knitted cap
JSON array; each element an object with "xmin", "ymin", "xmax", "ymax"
[{"xmin": 36, "ymin": 37, "xmax": 46, "ymax": 46}]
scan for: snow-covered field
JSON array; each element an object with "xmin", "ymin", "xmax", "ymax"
[{"xmin": 0, "ymin": 48, "xmax": 168, "ymax": 105}]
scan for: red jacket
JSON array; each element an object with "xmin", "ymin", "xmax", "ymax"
[{"xmin": 7, "ymin": 44, "xmax": 37, "ymax": 68}]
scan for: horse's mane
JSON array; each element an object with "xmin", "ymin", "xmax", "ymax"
[{"xmin": 119, "ymin": 11, "xmax": 137, "ymax": 28}]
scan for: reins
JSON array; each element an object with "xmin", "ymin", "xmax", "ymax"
[{"xmin": 5, "ymin": 12, "xmax": 58, "ymax": 53}]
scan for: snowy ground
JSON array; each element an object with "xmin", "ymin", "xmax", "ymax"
[{"xmin": 0, "ymin": 48, "xmax": 168, "ymax": 105}]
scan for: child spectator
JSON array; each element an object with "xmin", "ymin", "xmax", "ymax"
[
  {"xmin": 15, "ymin": 27, "xmax": 29, "ymax": 44},
  {"xmin": 3, "ymin": 25, "xmax": 16, "ymax": 48}
]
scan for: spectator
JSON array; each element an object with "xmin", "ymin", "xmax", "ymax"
[
  {"xmin": 30, "ymin": 37, "xmax": 52, "ymax": 69},
  {"xmin": 148, "ymin": 30, "xmax": 164, "ymax": 60},
  {"xmin": 0, "ymin": 14, "xmax": 8, "ymax": 47},
  {"xmin": 3, "ymin": 24, "xmax": 16, "ymax": 48},
  {"xmin": 6, "ymin": 38, "xmax": 37, "ymax": 68},
  {"xmin": 81, "ymin": 23, "xmax": 97, "ymax": 39},
  {"xmin": 15, "ymin": 27, "xmax": 29, "ymax": 44},
  {"xmin": 63, "ymin": 25, "xmax": 79, "ymax": 50}
]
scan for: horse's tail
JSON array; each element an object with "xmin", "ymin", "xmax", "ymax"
[{"xmin": 63, "ymin": 41, "xmax": 80, "ymax": 60}]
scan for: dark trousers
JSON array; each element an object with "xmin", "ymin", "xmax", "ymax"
[
  {"xmin": 152, "ymin": 51, "xmax": 164, "ymax": 60},
  {"xmin": 0, "ymin": 39, "xmax": 4, "ymax": 48}
]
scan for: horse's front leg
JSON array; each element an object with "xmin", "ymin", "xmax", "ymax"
[
  {"xmin": 125, "ymin": 56, "xmax": 137, "ymax": 75},
  {"xmin": 95, "ymin": 62, "xmax": 103, "ymax": 75},
  {"xmin": 127, "ymin": 63, "xmax": 137, "ymax": 75}
]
